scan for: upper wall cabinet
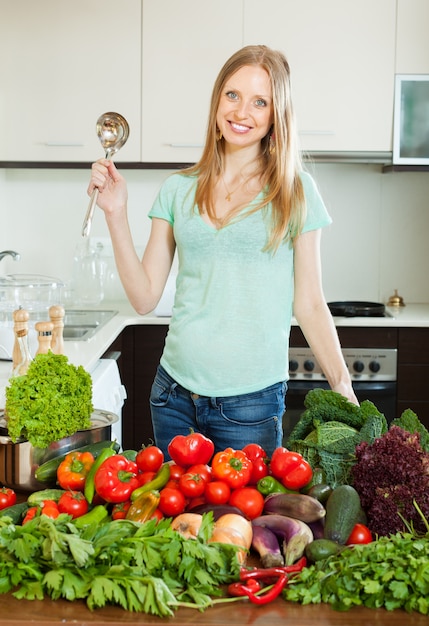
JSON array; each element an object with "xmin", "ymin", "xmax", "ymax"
[
  {"xmin": 243, "ymin": 0, "xmax": 396, "ymax": 153},
  {"xmin": 141, "ymin": 0, "xmax": 243, "ymax": 164},
  {"xmin": 0, "ymin": 0, "xmax": 142, "ymax": 162},
  {"xmin": 396, "ymin": 0, "xmax": 429, "ymax": 74}
]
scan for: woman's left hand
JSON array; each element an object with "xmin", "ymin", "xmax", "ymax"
[{"xmin": 331, "ymin": 381, "xmax": 359, "ymax": 406}]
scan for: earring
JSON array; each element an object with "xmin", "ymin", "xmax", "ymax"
[
  {"xmin": 269, "ymin": 131, "xmax": 276, "ymax": 155},
  {"xmin": 216, "ymin": 128, "xmax": 223, "ymax": 141}
]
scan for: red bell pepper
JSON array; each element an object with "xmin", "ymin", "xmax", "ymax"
[
  {"xmin": 93, "ymin": 455, "xmax": 140, "ymax": 503},
  {"xmin": 57, "ymin": 450, "xmax": 95, "ymax": 491},
  {"xmin": 269, "ymin": 447, "xmax": 313, "ymax": 491},
  {"xmin": 211, "ymin": 447, "xmax": 253, "ymax": 488},
  {"xmin": 167, "ymin": 430, "xmax": 215, "ymax": 467}
]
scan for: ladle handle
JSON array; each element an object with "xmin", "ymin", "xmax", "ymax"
[
  {"xmin": 82, "ymin": 187, "xmax": 99, "ymax": 237},
  {"xmin": 81, "ymin": 151, "xmax": 112, "ymax": 238}
]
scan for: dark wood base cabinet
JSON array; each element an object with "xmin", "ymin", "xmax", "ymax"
[
  {"xmin": 397, "ymin": 328, "xmax": 429, "ymax": 427},
  {"xmin": 110, "ymin": 325, "xmax": 429, "ymax": 451}
]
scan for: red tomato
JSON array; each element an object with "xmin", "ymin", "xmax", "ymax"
[
  {"xmin": 136, "ymin": 445, "xmax": 164, "ymax": 473},
  {"xmin": 187, "ymin": 463, "xmax": 212, "ymax": 483},
  {"xmin": 204, "ymin": 480, "xmax": 231, "ymax": 505},
  {"xmin": 58, "ymin": 490, "xmax": 89, "ymax": 519},
  {"xmin": 228, "ymin": 487, "xmax": 264, "ymax": 520},
  {"xmin": 0, "ymin": 487, "xmax": 17, "ymax": 510},
  {"xmin": 159, "ymin": 487, "xmax": 186, "ymax": 517},
  {"xmin": 136, "ymin": 471, "xmax": 156, "ymax": 486},
  {"xmin": 346, "ymin": 523, "xmax": 373, "ymax": 545},
  {"xmin": 270, "ymin": 447, "xmax": 313, "ymax": 491},
  {"xmin": 168, "ymin": 463, "xmax": 186, "ymax": 481},
  {"xmin": 41, "ymin": 500, "xmax": 60, "ymax": 519},
  {"xmin": 112, "ymin": 501, "xmax": 131, "ymax": 520},
  {"xmin": 178, "ymin": 472, "xmax": 206, "ymax": 498},
  {"xmin": 151, "ymin": 508, "xmax": 164, "ymax": 522}
]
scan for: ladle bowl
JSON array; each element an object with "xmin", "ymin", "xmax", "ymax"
[{"xmin": 82, "ymin": 112, "xmax": 130, "ymax": 237}]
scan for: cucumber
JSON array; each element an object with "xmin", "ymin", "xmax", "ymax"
[
  {"xmin": 305, "ymin": 538, "xmax": 342, "ymax": 562},
  {"xmin": 323, "ymin": 484, "xmax": 362, "ymax": 545},
  {"xmin": 0, "ymin": 502, "xmax": 30, "ymax": 524},
  {"xmin": 27, "ymin": 489, "xmax": 66, "ymax": 506},
  {"xmin": 35, "ymin": 439, "xmax": 121, "ymax": 483}
]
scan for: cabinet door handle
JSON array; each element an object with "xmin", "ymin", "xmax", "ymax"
[
  {"xmin": 169, "ymin": 143, "xmax": 204, "ymax": 148},
  {"xmin": 298, "ymin": 130, "xmax": 335, "ymax": 136},
  {"xmin": 44, "ymin": 142, "xmax": 86, "ymax": 147}
]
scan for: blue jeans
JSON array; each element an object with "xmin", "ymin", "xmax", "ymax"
[{"xmin": 149, "ymin": 365, "xmax": 286, "ymax": 459}]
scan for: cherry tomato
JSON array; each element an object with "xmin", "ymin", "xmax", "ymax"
[
  {"xmin": 187, "ymin": 463, "xmax": 212, "ymax": 483},
  {"xmin": 151, "ymin": 508, "xmax": 164, "ymax": 522},
  {"xmin": 136, "ymin": 445, "xmax": 164, "ymax": 473},
  {"xmin": 136, "ymin": 471, "xmax": 156, "ymax": 486},
  {"xmin": 346, "ymin": 523, "xmax": 373, "ymax": 545},
  {"xmin": 158, "ymin": 487, "xmax": 186, "ymax": 517},
  {"xmin": 112, "ymin": 501, "xmax": 131, "ymax": 520},
  {"xmin": 168, "ymin": 463, "xmax": 186, "ymax": 481},
  {"xmin": 228, "ymin": 486, "xmax": 264, "ymax": 520},
  {"xmin": 40, "ymin": 500, "xmax": 60, "ymax": 519},
  {"xmin": 204, "ymin": 480, "xmax": 231, "ymax": 505},
  {"xmin": 57, "ymin": 490, "xmax": 89, "ymax": 519},
  {"xmin": 0, "ymin": 487, "xmax": 17, "ymax": 510},
  {"xmin": 179, "ymin": 472, "xmax": 206, "ymax": 498}
]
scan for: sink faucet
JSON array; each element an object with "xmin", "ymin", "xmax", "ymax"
[{"xmin": 0, "ymin": 250, "xmax": 20, "ymax": 262}]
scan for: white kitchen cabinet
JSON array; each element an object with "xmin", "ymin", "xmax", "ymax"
[
  {"xmin": 0, "ymin": 0, "xmax": 141, "ymax": 162},
  {"xmin": 396, "ymin": 0, "xmax": 429, "ymax": 74},
  {"xmin": 243, "ymin": 0, "xmax": 396, "ymax": 153},
  {"xmin": 141, "ymin": 0, "xmax": 243, "ymax": 163}
]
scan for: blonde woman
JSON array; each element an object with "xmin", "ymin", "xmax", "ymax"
[{"xmin": 88, "ymin": 45, "xmax": 357, "ymax": 457}]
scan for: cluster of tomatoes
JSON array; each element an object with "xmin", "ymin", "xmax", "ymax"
[{"xmin": 133, "ymin": 431, "xmax": 313, "ymax": 521}]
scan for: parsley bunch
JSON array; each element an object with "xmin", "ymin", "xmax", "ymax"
[
  {"xmin": 5, "ymin": 352, "xmax": 93, "ymax": 448},
  {"xmin": 0, "ymin": 512, "xmax": 241, "ymax": 616},
  {"xmin": 283, "ymin": 531, "xmax": 429, "ymax": 615}
]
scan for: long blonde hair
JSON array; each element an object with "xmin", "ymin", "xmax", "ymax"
[{"xmin": 182, "ymin": 45, "xmax": 306, "ymax": 251}]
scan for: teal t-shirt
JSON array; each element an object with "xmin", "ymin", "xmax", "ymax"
[{"xmin": 148, "ymin": 171, "xmax": 331, "ymax": 396}]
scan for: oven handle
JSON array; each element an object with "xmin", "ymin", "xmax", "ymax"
[{"xmin": 287, "ymin": 380, "xmax": 396, "ymax": 395}]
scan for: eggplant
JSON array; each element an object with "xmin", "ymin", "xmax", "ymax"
[
  {"xmin": 253, "ymin": 514, "xmax": 313, "ymax": 565},
  {"xmin": 251, "ymin": 524, "xmax": 284, "ymax": 568},
  {"xmin": 188, "ymin": 503, "xmax": 244, "ymax": 520},
  {"xmin": 263, "ymin": 492, "xmax": 326, "ymax": 523}
]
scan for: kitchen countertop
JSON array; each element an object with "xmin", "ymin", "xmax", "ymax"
[
  {"xmin": 1, "ymin": 301, "xmax": 429, "ymax": 387},
  {"xmin": 0, "ymin": 587, "xmax": 428, "ymax": 625}
]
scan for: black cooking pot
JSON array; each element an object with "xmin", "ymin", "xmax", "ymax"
[{"xmin": 327, "ymin": 301, "xmax": 386, "ymax": 317}]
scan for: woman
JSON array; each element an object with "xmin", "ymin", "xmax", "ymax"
[{"xmin": 88, "ymin": 45, "xmax": 358, "ymax": 457}]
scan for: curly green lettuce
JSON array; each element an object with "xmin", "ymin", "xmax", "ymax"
[{"xmin": 5, "ymin": 352, "xmax": 93, "ymax": 448}]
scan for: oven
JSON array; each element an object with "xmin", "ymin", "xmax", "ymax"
[{"xmin": 283, "ymin": 300, "xmax": 398, "ymax": 442}]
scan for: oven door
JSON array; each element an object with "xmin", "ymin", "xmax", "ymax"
[{"xmin": 283, "ymin": 379, "xmax": 397, "ymax": 442}]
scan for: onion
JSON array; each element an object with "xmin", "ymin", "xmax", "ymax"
[
  {"xmin": 214, "ymin": 513, "xmax": 253, "ymax": 549},
  {"xmin": 170, "ymin": 513, "xmax": 203, "ymax": 539}
]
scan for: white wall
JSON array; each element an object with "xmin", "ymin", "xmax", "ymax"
[{"xmin": 1, "ymin": 164, "xmax": 429, "ymax": 305}]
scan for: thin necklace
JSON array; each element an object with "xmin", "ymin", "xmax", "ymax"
[{"xmin": 221, "ymin": 173, "xmax": 245, "ymax": 201}]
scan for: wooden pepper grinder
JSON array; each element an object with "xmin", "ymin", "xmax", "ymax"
[
  {"xmin": 35, "ymin": 321, "xmax": 54, "ymax": 355},
  {"xmin": 49, "ymin": 305, "xmax": 65, "ymax": 354},
  {"xmin": 12, "ymin": 308, "xmax": 30, "ymax": 369}
]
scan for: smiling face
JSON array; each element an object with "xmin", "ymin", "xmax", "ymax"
[{"xmin": 216, "ymin": 65, "xmax": 274, "ymax": 153}]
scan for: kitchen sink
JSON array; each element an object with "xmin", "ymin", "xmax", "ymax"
[{"xmin": 63, "ymin": 309, "xmax": 118, "ymax": 341}]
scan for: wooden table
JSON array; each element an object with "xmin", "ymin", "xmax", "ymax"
[{"xmin": 0, "ymin": 593, "xmax": 427, "ymax": 625}]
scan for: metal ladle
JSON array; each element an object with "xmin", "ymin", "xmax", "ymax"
[{"xmin": 81, "ymin": 112, "xmax": 130, "ymax": 237}]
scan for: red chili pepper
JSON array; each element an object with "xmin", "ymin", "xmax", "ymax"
[
  {"xmin": 93, "ymin": 455, "xmax": 140, "ymax": 503},
  {"xmin": 240, "ymin": 556, "xmax": 307, "ymax": 581},
  {"xmin": 228, "ymin": 579, "xmax": 262, "ymax": 597},
  {"xmin": 243, "ymin": 573, "xmax": 288, "ymax": 605}
]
